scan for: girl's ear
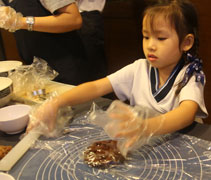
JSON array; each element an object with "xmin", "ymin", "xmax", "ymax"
[{"xmin": 182, "ymin": 34, "xmax": 194, "ymax": 52}]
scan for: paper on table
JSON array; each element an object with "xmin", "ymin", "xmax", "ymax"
[{"xmin": 0, "ymin": 130, "xmax": 40, "ymax": 171}]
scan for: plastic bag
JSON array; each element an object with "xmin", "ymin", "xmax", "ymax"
[
  {"xmin": 9, "ymin": 56, "xmax": 58, "ymax": 103},
  {"xmin": 88, "ymin": 100, "xmax": 164, "ymax": 157}
]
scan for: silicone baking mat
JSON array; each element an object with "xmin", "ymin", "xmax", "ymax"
[{"xmin": 9, "ymin": 116, "xmax": 211, "ymax": 180}]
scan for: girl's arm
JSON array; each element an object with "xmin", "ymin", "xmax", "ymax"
[
  {"xmin": 114, "ymin": 100, "xmax": 198, "ymax": 148},
  {"xmin": 56, "ymin": 77, "xmax": 114, "ymax": 108},
  {"xmin": 27, "ymin": 78, "xmax": 113, "ymax": 132},
  {"xmin": 20, "ymin": 3, "xmax": 82, "ymax": 33},
  {"xmin": 146, "ymin": 100, "xmax": 198, "ymax": 135}
]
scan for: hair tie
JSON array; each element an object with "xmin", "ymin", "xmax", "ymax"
[{"xmin": 182, "ymin": 53, "xmax": 205, "ymax": 86}]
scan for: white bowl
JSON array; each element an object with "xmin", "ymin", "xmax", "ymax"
[
  {"xmin": 0, "ymin": 77, "xmax": 13, "ymax": 107},
  {"xmin": 0, "ymin": 104, "xmax": 31, "ymax": 134},
  {"xmin": 0, "ymin": 60, "xmax": 22, "ymax": 77},
  {"xmin": 0, "ymin": 173, "xmax": 15, "ymax": 180}
]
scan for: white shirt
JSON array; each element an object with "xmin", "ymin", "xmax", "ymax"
[
  {"xmin": 0, "ymin": 0, "xmax": 106, "ymax": 13},
  {"xmin": 108, "ymin": 59, "xmax": 208, "ymax": 118},
  {"xmin": 0, "ymin": 0, "xmax": 76, "ymax": 14},
  {"xmin": 76, "ymin": 0, "xmax": 106, "ymax": 12},
  {"xmin": 40, "ymin": 0, "xmax": 75, "ymax": 13}
]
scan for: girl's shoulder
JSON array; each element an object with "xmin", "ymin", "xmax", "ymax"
[
  {"xmin": 133, "ymin": 58, "xmax": 148, "ymax": 64},
  {"xmin": 131, "ymin": 58, "xmax": 149, "ymax": 68},
  {"xmin": 132, "ymin": 58, "xmax": 150, "ymax": 72}
]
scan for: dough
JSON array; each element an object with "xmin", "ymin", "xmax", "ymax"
[{"xmin": 84, "ymin": 140, "xmax": 124, "ymax": 167}]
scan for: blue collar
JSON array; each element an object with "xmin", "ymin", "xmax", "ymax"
[{"xmin": 150, "ymin": 59, "xmax": 184, "ymax": 102}]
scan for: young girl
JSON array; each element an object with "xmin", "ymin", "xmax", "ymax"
[{"xmin": 27, "ymin": 0, "xmax": 208, "ymax": 149}]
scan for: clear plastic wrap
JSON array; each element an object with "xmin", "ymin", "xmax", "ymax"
[
  {"xmin": 88, "ymin": 100, "xmax": 164, "ymax": 156},
  {"xmin": 9, "ymin": 57, "xmax": 58, "ymax": 104}
]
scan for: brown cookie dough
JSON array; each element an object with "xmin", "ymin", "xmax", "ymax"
[{"xmin": 84, "ymin": 140, "xmax": 124, "ymax": 167}]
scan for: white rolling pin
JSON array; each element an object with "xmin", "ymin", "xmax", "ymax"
[{"xmin": 0, "ymin": 130, "xmax": 40, "ymax": 171}]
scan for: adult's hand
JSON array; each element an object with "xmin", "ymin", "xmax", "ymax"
[{"xmin": 0, "ymin": 6, "xmax": 23, "ymax": 32}]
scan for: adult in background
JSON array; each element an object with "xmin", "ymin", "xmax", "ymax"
[
  {"xmin": 76, "ymin": 0, "xmax": 107, "ymax": 81},
  {"xmin": 0, "ymin": 0, "xmax": 106, "ymax": 85}
]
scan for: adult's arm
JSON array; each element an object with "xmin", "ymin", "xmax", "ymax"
[{"xmin": 20, "ymin": 3, "xmax": 82, "ymax": 33}]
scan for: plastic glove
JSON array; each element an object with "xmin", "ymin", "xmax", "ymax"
[
  {"xmin": 0, "ymin": 6, "xmax": 23, "ymax": 32},
  {"xmin": 105, "ymin": 101, "xmax": 165, "ymax": 156},
  {"xmin": 88, "ymin": 100, "xmax": 164, "ymax": 156},
  {"xmin": 27, "ymin": 94, "xmax": 73, "ymax": 137},
  {"xmin": 103, "ymin": 101, "xmax": 145, "ymax": 155},
  {"xmin": 26, "ymin": 97, "xmax": 59, "ymax": 134}
]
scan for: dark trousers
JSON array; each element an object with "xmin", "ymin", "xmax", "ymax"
[{"xmin": 77, "ymin": 10, "xmax": 108, "ymax": 81}]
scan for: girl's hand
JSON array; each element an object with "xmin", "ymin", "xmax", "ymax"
[
  {"xmin": 105, "ymin": 101, "xmax": 146, "ymax": 149},
  {"xmin": 26, "ymin": 98, "xmax": 59, "ymax": 133}
]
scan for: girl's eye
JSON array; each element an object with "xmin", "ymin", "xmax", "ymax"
[
  {"xmin": 158, "ymin": 37, "xmax": 167, "ymax": 41},
  {"xmin": 143, "ymin": 36, "xmax": 149, "ymax": 40}
]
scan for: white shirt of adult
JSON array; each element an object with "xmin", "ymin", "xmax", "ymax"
[
  {"xmin": 0, "ymin": 0, "xmax": 105, "ymax": 13},
  {"xmin": 76, "ymin": 0, "xmax": 106, "ymax": 12},
  {"xmin": 0, "ymin": 0, "xmax": 76, "ymax": 14}
]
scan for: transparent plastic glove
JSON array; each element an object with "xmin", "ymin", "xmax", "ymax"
[
  {"xmin": 88, "ymin": 100, "xmax": 164, "ymax": 156},
  {"xmin": 104, "ymin": 101, "xmax": 139, "ymax": 138},
  {"xmin": 103, "ymin": 101, "xmax": 145, "ymax": 155},
  {"xmin": 27, "ymin": 93, "xmax": 73, "ymax": 138},
  {"xmin": 0, "ymin": 6, "xmax": 23, "ymax": 32},
  {"xmin": 107, "ymin": 117, "xmax": 149, "ymax": 157},
  {"xmin": 27, "ymin": 98, "xmax": 59, "ymax": 134},
  {"xmin": 105, "ymin": 101, "xmax": 164, "ymax": 156}
]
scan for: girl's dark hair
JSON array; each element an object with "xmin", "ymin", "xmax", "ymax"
[
  {"xmin": 143, "ymin": 0, "xmax": 200, "ymax": 94},
  {"xmin": 143, "ymin": 0, "xmax": 199, "ymax": 56}
]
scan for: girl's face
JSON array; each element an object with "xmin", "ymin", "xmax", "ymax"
[{"xmin": 142, "ymin": 14, "xmax": 183, "ymax": 75}]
